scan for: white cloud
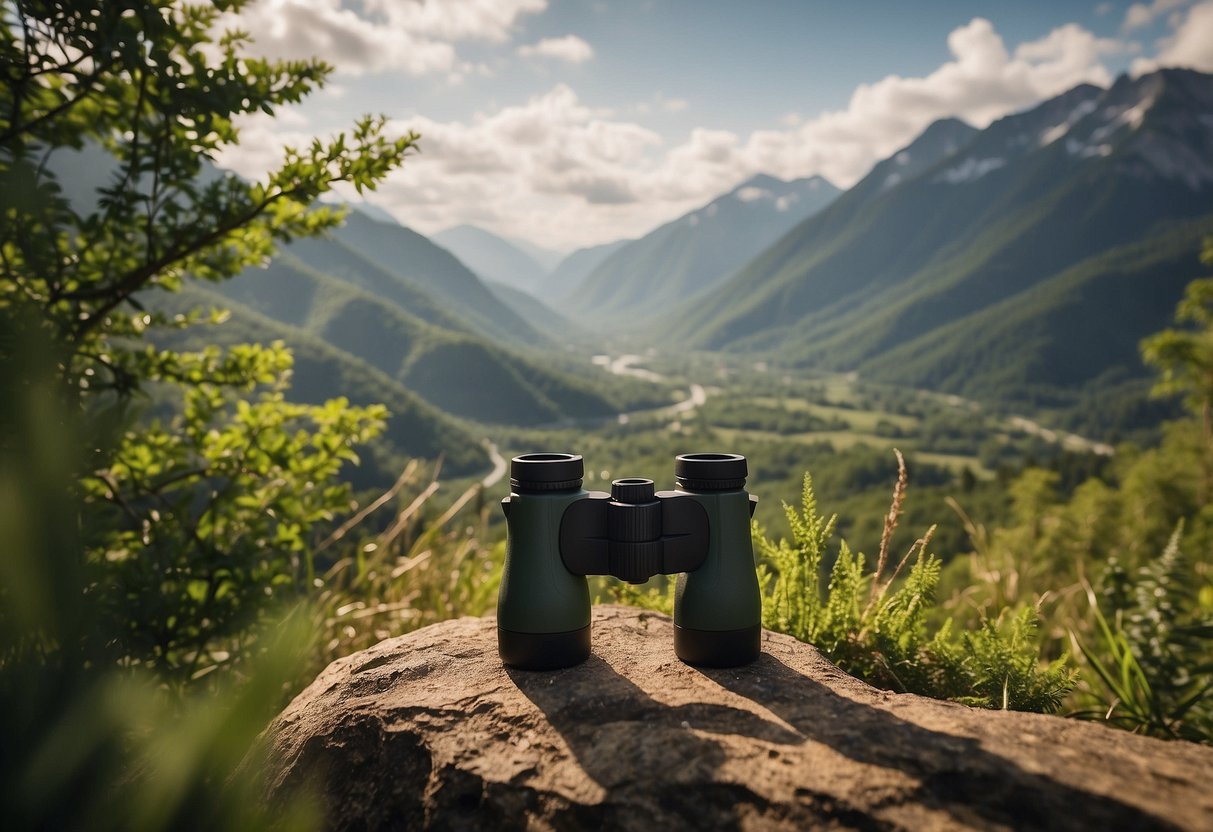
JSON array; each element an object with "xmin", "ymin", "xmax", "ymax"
[
  {"xmin": 1122, "ymin": 0, "xmax": 1191, "ymax": 31},
  {"xmin": 221, "ymin": 0, "xmax": 546, "ymax": 77},
  {"xmin": 1131, "ymin": 1, "xmax": 1213, "ymax": 74},
  {"xmin": 517, "ymin": 35, "xmax": 594, "ymax": 63},
  {"xmin": 363, "ymin": 0, "xmax": 546, "ymax": 42},
  {"xmin": 738, "ymin": 19, "xmax": 1120, "ymax": 187},
  {"xmin": 217, "ymin": 17, "xmax": 1127, "ymax": 250}
]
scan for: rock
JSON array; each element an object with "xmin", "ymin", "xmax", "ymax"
[{"xmin": 263, "ymin": 606, "xmax": 1213, "ymax": 831}]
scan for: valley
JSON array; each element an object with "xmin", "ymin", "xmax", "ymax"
[
  {"xmin": 13, "ymin": 6, "xmax": 1213, "ymax": 819},
  {"xmin": 454, "ymin": 349, "xmax": 1116, "ymax": 561},
  {"xmin": 138, "ymin": 67, "xmax": 1208, "ymax": 565}
]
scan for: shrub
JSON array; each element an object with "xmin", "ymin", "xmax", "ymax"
[{"xmin": 755, "ymin": 453, "xmax": 1074, "ymax": 712}]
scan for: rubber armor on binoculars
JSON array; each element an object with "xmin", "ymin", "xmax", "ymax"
[{"xmin": 497, "ymin": 452, "xmax": 762, "ymax": 670}]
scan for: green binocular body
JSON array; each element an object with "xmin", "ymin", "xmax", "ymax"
[
  {"xmin": 497, "ymin": 485, "xmax": 594, "ymax": 669},
  {"xmin": 672, "ymin": 485, "xmax": 762, "ymax": 667},
  {"xmin": 497, "ymin": 452, "xmax": 761, "ymax": 670}
]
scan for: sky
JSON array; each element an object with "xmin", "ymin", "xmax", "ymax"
[{"xmin": 215, "ymin": 0, "xmax": 1213, "ymax": 253}]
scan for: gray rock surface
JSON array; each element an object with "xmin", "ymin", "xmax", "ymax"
[{"xmin": 263, "ymin": 605, "xmax": 1213, "ymax": 830}]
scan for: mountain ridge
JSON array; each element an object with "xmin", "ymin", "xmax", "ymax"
[
  {"xmin": 563, "ymin": 173, "xmax": 841, "ymax": 324},
  {"xmin": 432, "ymin": 224, "xmax": 552, "ymax": 294},
  {"xmin": 666, "ymin": 68, "xmax": 1213, "ymax": 405}
]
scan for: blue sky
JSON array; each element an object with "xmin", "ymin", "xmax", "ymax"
[{"xmin": 217, "ymin": 0, "xmax": 1213, "ymax": 251}]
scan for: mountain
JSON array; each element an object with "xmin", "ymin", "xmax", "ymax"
[
  {"xmin": 541, "ymin": 239, "xmax": 631, "ymax": 300},
  {"xmin": 564, "ymin": 174, "xmax": 841, "ymax": 324},
  {"xmin": 484, "ymin": 280, "xmax": 579, "ymax": 341},
  {"xmin": 147, "ymin": 284, "xmax": 486, "ymax": 486},
  {"xmin": 218, "ymin": 244, "xmax": 625, "ymax": 426},
  {"xmin": 671, "ymin": 69, "xmax": 1213, "ymax": 404},
  {"xmin": 349, "ymin": 200, "xmax": 400, "ymax": 226},
  {"xmin": 319, "ymin": 211, "xmax": 555, "ymax": 348},
  {"xmin": 842, "ymin": 117, "xmax": 978, "ymax": 207},
  {"xmin": 431, "ymin": 224, "xmax": 551, "ymax": 293},
  {"xmin": 509, "ymin": 237, "xmax": 566, "ymax": 273}
]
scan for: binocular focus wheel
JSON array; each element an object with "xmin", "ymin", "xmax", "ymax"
[
  {"xmin": 673, "ymin": 623, "xmax": 761, "ymax": 668},
  {"xmin": 498, "ymin": 625, "xmax": 591, "ymax": 671}
]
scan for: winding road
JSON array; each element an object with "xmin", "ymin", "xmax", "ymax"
[
  {"xmin": 476, "ymin": 355, "xmax": 1112, "ymax": 489},
  {"xmin": 605, "ymin": 354, "xmax": 666, "ymax": 383},
  {"xmin": 603, "ymin": 354, "xmax": 708, "ymax": 422},
  {"xmin": 1006, "ymin": 415, "xmax": 1114, "ymax": 456},
  {"xmin": 480, "ymin": 440, "xmax": 507, "ymax": 488}
]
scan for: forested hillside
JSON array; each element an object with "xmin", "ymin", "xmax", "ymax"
[
  {"xmin": 6, "ymin": 6, "xmax": 1213, "ymax": 830},
  {"xmin": 672, "ymin": 70, "xmax": 1213, "ymax": 408}
]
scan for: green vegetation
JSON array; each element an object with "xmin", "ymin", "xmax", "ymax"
[
  {"xmin": 3, "ymin": 6, "xmax": 1212, "ymax": 832},
  {"xmin": 2, "ymin": 1, "xmax": 416, "ymax": 827},
  {"xmin": 1074, "ymin": 525, "xmax": 1213, "ymax": 742},
  {"xmin": 667, "ymin": 72, "xmax": 1213, "ymax": 430},
  {"xmin": 758, "ymin": 461, "xmax": 1074, "ymax": 711},
  {"xmin": 933, "ymin": 251, "xmax": 1213, "ymax": 741}
]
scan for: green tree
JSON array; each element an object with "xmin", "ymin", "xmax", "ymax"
[
  {"xmin": 1, "ymin": 0, "xmax": 415, "ymax": 682},
  {"xmin": 1142, "ymin": 239, "xmax": 1213, "ymax": 499}
]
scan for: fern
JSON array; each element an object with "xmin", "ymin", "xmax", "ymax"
[
  {"xmin": 1075, "ymin": 522, "xmax": 1213, "ymax": 742},
  {"xmin": 757, "ymin": 467, "xmax": 1076, "ymax": 713}
]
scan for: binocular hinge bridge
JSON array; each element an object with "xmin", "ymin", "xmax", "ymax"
[{"xmin": 559, "ymin": 491, "xmax": 709, "ymax": 584}]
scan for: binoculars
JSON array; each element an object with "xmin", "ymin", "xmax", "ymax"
[{"xmin": 497, "ymin": 451, "xmax": 761, "ymax": 670}]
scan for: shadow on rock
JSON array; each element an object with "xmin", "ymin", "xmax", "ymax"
[
  {"xmin": 508, "ymin": 654, "xmax": 799, "ymax": 830},
  {"xmin": 697, "ymin": 653, "xmax": 1179, "ymax": 832}
]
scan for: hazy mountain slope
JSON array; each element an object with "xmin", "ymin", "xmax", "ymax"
[
  {"xmin": 541, "ymin": 239, "xmax": 630, "ymax": 300},
  {"xmin": 432, "ymin": 224, "xmax": 551, "ymax": 293},
  {"xmin": 485, "ymin": 280, "xmax": 579, "ymax": 340},
  {"xmin": 330, "ymin": 212, "xmax": 547, "ymax": 347},
  {"xmin": 842, "ymin": 117, "xmax": 979, "ymax": 208},
  {"xmin": 274, "ymin": 229, "xmax": 474, "ymax": 336},
  {"xmin": 509, "ymin": 237, "xmax": 565, "ymax": 273},
  {"xmin": 219, "ymin": 255, "xmax": 619, "ymax": 425},
  {"xmin": 146, "ymin": 285, "xmax": 485, "ymax": 486},
  {"xmin": 672, "ymin": 69, "xmax": 1213, "ymax": 400},
  {"xmin": 565, "ymin": 174, "xmax": 840, "ymax": 322},
  {"xmin": 348, "ymin": 201, "xmax": 400, "ymax": 226}
]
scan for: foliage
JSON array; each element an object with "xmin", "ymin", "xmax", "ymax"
[
  {"xmin": 82, "ymin": 348, "xmax": 386, "ymax": 685},
  {"xmin": 607, "ymin": 576, "xmax": 675, "ymax": 615},
  {"xmin": 1, "ymin": 0, "xmax": 416, "ymax": 393},
  {"xmin": 1142, "ymin": 240, "xmax": 1213, "ymax": 427},
  {"xmin": 0, "ymin": 0, "xmax": 416, "ymax": 686},
  {"xmin": 1142, "ymin": 239, "xmax": 1213, "ymax": 497},
  {"xmin": 1072, "ymin": 524, "xmax": 1213, "ymax": 742},
  {"xmin": 755, "ymin": 456, "xmax": 1074, "ymax": 712},
  {"xmin": 0, "ymin": 319, "xmax": 319, "ymax": 831},
  {"xmin": 938, "ymin": 246, "xmax": 1213, "ymax": 741},
  {"xmin": 309, "ymin": 460, "xmax": 503, "ymax": 669}
]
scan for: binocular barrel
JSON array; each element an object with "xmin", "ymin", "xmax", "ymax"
[
  {"xmin": 497, "ymin": 453, "xmax": 593, "ymax": 670},
  {"xmin": 497, "ymin": 452, "xmax": 761, "ymax": 671}
]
